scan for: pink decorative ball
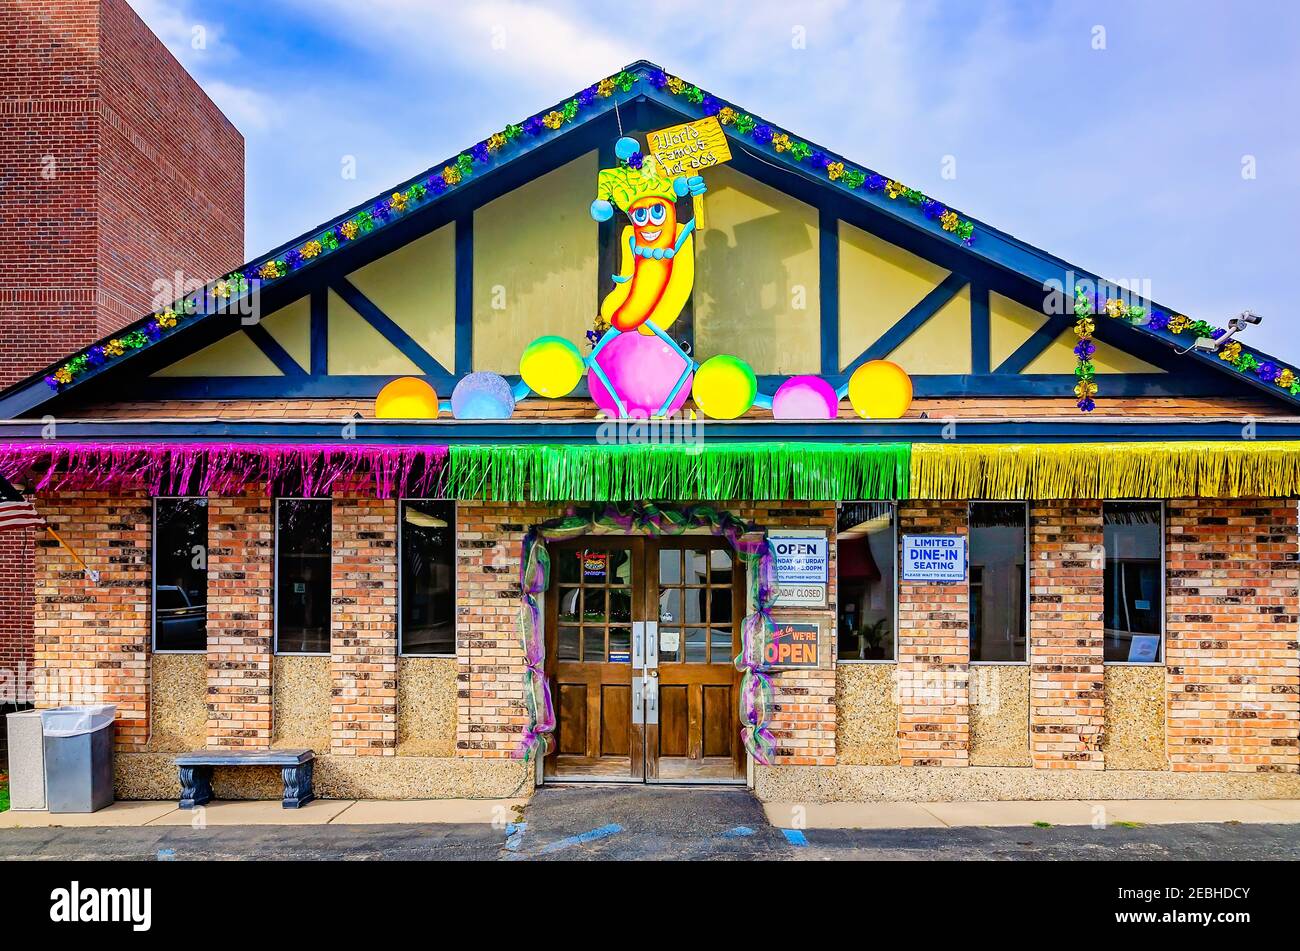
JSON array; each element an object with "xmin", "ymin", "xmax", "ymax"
[
  {"xmin": 771, "ymin": 375, "xmax": 839, "ymax": 419},
  {"xmin": 588, "ymin": 331, "xmax": 693, "ymax": 418}
]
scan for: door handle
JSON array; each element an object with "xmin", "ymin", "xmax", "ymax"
[
  {"xmin": 632, "ymin": 677, "xmax": 645, "ymax": 725},
  {"xmin": 632, "ymin": 622, "xmax": 645, "ymax": 668},
  {"xmin": 644, "ymin": 677, "xmax": 658, "ymax": 724},
  {"xmin": 645, "ymin": 621, "xmax": 659, "ymax": 670}
]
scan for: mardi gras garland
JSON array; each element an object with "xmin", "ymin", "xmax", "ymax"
[
  {"xmin": 1072, "ymin": 286, "xmax": 1297, "ymax": 412},
  {"xmin": 645, "ymin": 67, "xmax": 976, "ymax": 244}
]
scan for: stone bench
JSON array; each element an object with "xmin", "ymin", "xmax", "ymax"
[{"xmin": 174, "ymin": 749, "xmax": 315, "ymax": 809}]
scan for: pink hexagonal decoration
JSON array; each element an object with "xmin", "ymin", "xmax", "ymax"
[{"xmin": 588, "ymin": 331, "xmax": 693, "ymax": 418}]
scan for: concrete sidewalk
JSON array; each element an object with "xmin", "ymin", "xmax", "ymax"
[
  {"xmin": 0, "ymin": 798, "xmax": 526, "ymax": 828},
  {"xmin": 762, "ymin": 799, "xmax": 1300, "ymax": 829},
  {"xmin": 3, "ymin": 796, "xmax": 1299, "ymax": 830}
]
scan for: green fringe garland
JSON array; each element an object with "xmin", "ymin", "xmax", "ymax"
[
  {"xmin": 911, "ymin": 442, "xmax": 1300, "ymax": 500},
  {"xmin": 445, "ymin": 443, "xmax": 911, "ymax": 502}
]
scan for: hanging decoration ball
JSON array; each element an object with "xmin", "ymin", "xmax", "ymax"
[
  {"xmin": 771, "ymin": 375, "xmax": 839, "ymax": 420},
  {"xmin": 692, "ymin": 354, "xmax": 757, "ymax": 420},
  {"xmin": 375, "ymin": 377, "xmax": 439, "ymax": 419},
  {"xmin": 614, "ymin": 136, "xmax": 641, "ymax": 161},
  {"xmin": 847, "ymin": 360, "xmax": 913, "ymax": 419},
  {"xmin": 589, "ymin": 330, "xmax": 693, "ymax": 418},
  {"xmin": 519, "ymin": 335, "xmax": 585, "ymax": 398},
  {"xmin": 450, "ymin": 371, "xmax": 516, "ymax": 419}
]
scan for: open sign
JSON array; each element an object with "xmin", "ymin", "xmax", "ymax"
[{"xmin": 764, "ymin": 620, "xmax": 821, "ymax": 669}]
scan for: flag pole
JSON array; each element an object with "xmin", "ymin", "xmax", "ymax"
[{"xmin": 45, "ymin": 527, "xmax": 100, "ymax": 584}]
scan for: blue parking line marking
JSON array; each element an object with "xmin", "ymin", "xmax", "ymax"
[
  {"xmin": 781, "ymin": 828, "xmax": 808, "ymax": 847},
  {"xmin": 504, "ymin": 822, "xmax": 527, "ymax": 852},
  {"xmin": 538, "ymin": 823, "xmax": 623, "ymax": 855},
  {"xmin": 721, "ymin": 826, "xmax": 755, "ymax": 838}
]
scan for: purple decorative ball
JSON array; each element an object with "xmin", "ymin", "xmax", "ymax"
[
  {"xmin": 772, "ymin": 375, "xmax": 839, "ymax": 420},
  {"xmin": 450, "ymin": 372, "xmax": 516, "ymax": 420}
]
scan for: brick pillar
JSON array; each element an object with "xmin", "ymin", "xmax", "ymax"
[
  {"xmin": 0, "ymin": 528, "xmax": 34, "ymax": 702},
  {"xmin": 1167, "ymin": 499, "xmax": 1299, "ymax": 773},
  {"xmin": 330, "ymin": 494, "xmax": 399, "ymax": 755},
  {"xmin": 896, "ymin": 501, "xmax": 969, "ymax": 766},
  {"xmin": 1029, "ymin": 501, "xmax": 1105, "ymax": 768},
  {"xmin": 32, "ymin": 493, "xmax": 151, "ymax": 750},
  {"xmin": 743, "ymin": 502, "xmax": 838, "ymax": 766},
  {"xmin": 456, "ymin": 502, "xmax": 546, "ymax": 757},
  {"xmin": 206, "ymin": 490, "xmax": 273, "ymax": 749}
]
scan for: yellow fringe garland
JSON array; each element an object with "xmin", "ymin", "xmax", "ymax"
[{"xmin": 910, "ymin": 442, "xmax": 1300, "ymax": 500}]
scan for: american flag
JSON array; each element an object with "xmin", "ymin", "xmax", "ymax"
[{"xmin": 0, "ymin": 475, "xmax": 44, "ymax": 532}]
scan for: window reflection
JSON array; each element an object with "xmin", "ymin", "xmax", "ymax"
[
  {"xmin": 837, "ymin": 502, "xmax": 895, "ymax": 660},
  {"xmin": 969, "ymin": 503, "xmax": 1027, "ymax": 662},
  {"xmin": 1103, "ymin": 502, "xmax": 1163, "ymax": 663}
]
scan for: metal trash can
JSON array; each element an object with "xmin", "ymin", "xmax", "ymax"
[{"xmin": 41, "ymin": 704, "xmax": 116, "ymax": 813}]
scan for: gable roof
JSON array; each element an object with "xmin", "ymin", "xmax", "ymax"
[{"xmin": 2, "ymin": 58, "xmax": 1296, "ymax": 419}]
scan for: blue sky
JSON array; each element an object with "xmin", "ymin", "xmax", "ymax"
[{"xmin": 129, "ymin": 0, "xmax": 1300, "ymax": 359}]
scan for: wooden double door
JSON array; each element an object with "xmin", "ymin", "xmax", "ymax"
[{"xmin": 544, "ymin": 536, "xmax": 745, "ymax": 783}]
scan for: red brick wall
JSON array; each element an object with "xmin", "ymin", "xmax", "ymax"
[
  {"xmin": 0, "ymin": 530, "xmax": 34, "ymax": 698},
  {"xmin": 206, "ymin": 490, "xmax": 273, "ymax": 749},
  {"xmin": 31, "ymin": 491, "xmax": 151, "ymax": 750},
  {"xmin": 455, "ymin": 502, "xmax": 556, "ymax": 757},
  {"xmin": 1167, "ymin": 499, "xmax": 1300, "ymax": 773},
  {"xmin": 331, "ymin": 493, "xmax": 398, "ymax": 755},
  {"xmin": 896, "ymin": 501, "xmax": 970, "ymax": 766},
  {"xmin": 94, "ymin": 0, "xmax": 244, "ymax": 337},
  {"xmin": 739, "ymin": 502, "xmax": 837, "ymax": 767},
  {"xmin": 0, "ymin": 0, "xmax": 243, "ymax": 726},
  {"xmin": 1029, "ymin": 501, "xmax": 1105, "ymax": 768}
]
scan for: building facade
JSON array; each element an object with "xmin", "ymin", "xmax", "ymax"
[
  {"xmin": 0, "ymin": 0, "xmax": 244, "ymax": 729},
  {"xmin": 1, "ymin": 61, "xmax": 1297, "ymax": 803}
]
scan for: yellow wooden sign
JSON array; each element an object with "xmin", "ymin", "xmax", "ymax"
[
  {"xmin": 646, "ymin": 116, "xmax": 731, "ymax": 228},
  {"xmin": 646, "ymin": 116, "xmax": 733, "ymax": 177}
]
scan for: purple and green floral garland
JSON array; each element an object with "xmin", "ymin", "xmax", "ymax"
[
  {"xmin": 647, "ymin": 68, "xmax": 976, "ymax": 245},
  {"xmin": 1072, "ymin": 286, "xmax": 1298, "ymax": 412},
  {"xmin": 515, "ymin": 503, "xmax": 781, "ymax": 767}
]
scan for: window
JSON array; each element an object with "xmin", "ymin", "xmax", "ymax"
[
  {"xmin": 400, "ymin": 500, "xmax": 456, "ymax": 655},
  {"xmin": 275, "ymin": 499, "xmax": 331, "ymax": 654},
  {"xmin": 836, "ymin": 502, "xmax": 896, "ymax": 660},
  {"xmin": 968, "ymin": 502, "xmax": 1027, "ymax": 662},
  {"xmin": 1103, "ymin": 501, "xmax": 1164, "ymax": 663},
  {"xmin": 153, "ymin": 498, "xmax": 208, "ymax": 651}
]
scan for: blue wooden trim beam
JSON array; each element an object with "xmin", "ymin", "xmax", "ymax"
[
  {"xmin": 310, "ymin": 288, "xmax": 328, "ymax": 376},
  {"xmin": 243, "ymin": 324, "xmax": 307, "ymax": 377},
  {"xmin": 6, "ymin": 417, "xmax": 1300, "ymax": 445},
  {"xmin": 819, "ymin": 208, "xmax": 840, "ymax": 374},
  {"xmin": 454, "ymin": 215, "xmax": 473, "ymax": 375},
  {"xmin": 843, "ymin": 273, "xmax": 969, "ymax": 377},
  {"xmin": 332, "ymin": 277, "xmax": 449, "ymax": 376},
  {"xmin": 970, "ymin": 283, "xmax": 990, "ymax": 375}
]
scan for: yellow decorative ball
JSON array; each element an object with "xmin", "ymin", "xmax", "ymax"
[
  {"xmin": 847, "ymin": 360, "xmax": 913, "ymax": 419},
  {"xmin": 692, "ymin": 354, "xmax": 757, "ymax": 420},
  {"xmin": 375, "ymin": 377, "xmax": 439, "ymax": 419},
  {"xmin": 520, "ymin": 336, "xmax": 585, "ymax": 398}
]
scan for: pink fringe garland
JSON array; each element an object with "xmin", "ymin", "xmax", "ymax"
[{"xmin": 0, "ymin": 442, "xmax": 448, "ymax": 498}]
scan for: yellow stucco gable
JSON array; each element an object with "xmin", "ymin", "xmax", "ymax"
[
  {"xmin": 887, "ymin": 284, "xmax": 972, "ymax": 375},
  {"xmin": 838, "ymin": 222, "xmax": 951, "ymax": 371},
  {"xmin": 260, "ymin": 297, "xmax": 312, "ymax": 371},
  {"xmin": 152, "ymin": 330, "xmax": 283, "ymax": 378},
  {"xmin": 1024, "ymin": 328, "xmax": 1164, "ymax": 374},
  {"xmin": 327, "ymin": 289, "xmax": 422, "ymax": 376},
  {"xmin": 347, "ymin": 224, "xmax": 456, "ymax": 372}
]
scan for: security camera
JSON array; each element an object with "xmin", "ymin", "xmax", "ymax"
[{"xmin": 1191, "ymin": 310, "xmax": 1263, "ymax": 353}]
